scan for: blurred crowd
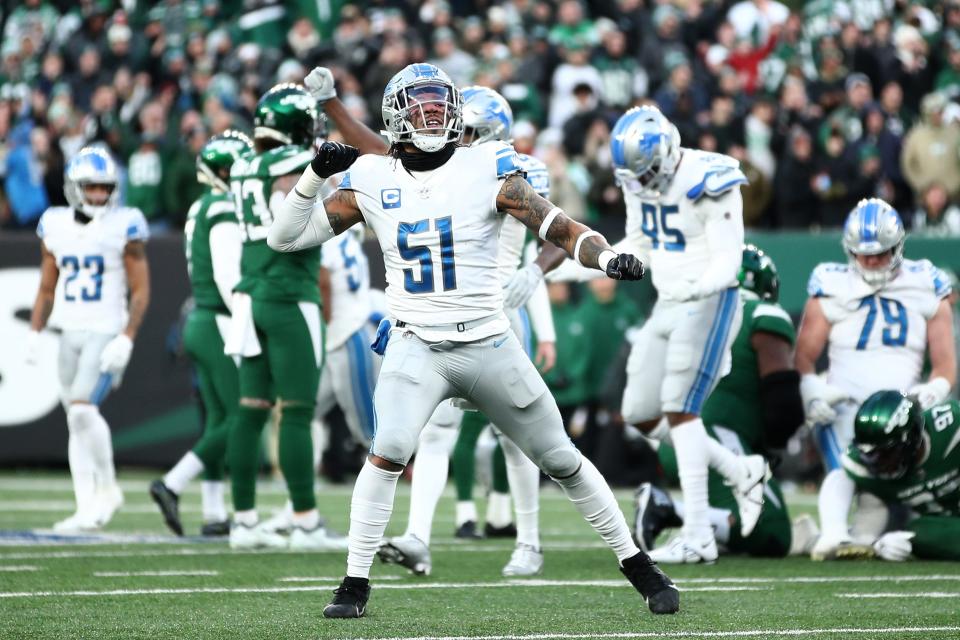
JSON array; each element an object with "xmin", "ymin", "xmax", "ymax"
[{"xmin": 2, "ymin": 0, "xmax": 960, "ymax": 233}]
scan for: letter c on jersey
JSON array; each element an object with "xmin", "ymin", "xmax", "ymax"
[{"xmin": 381, "ymin": 189, "xmax": 402, "ymax": 209}]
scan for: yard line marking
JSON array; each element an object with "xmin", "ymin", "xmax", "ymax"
[
  {"xmin": 372, "ymin": 628, "xmax": 960, "ymax": 640},
  {"xmin": 0, "ymin": 565, "xmax": 38, "ymax": 572},
  {"xmin": 278, "ymin": 575, "xmax": 402, "ymax": 582},
  {"xmin": 93, "ymin": 570, "xmax": 220, "ymax": 577},
  {"xmin": 0, "ymin": 581, "xmax": 764, "ymax": 599},
  {"xmin": 839, "ymin": 592, "xmax": 960, "ymax": 599}
]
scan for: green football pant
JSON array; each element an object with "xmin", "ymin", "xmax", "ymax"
[
  {"xmin": 658, "ymin": 425, "xmax": 791, "ymax": 557},
  {"xmin": 229, "ymin": 299, "xmax": 323, "ymax": 512},
  {"xmin": 907, "ymin": 516, "xmax": 960, "ymax": 560},
  {"xmin": 184, "ymin": 309, "xmax": 238, "ymax": 481},
  {"xmin": 452, "ymin": 410, "xmax": 508, "ymax": 500}
]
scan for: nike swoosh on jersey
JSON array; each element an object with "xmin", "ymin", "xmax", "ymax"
[
  {"xmin": 944, "ymin": 426, "xmax": 960, "ymax": 459},
  {"xmin": 493, "ymin": 337, "xmax": 507, "ymax": 348}
]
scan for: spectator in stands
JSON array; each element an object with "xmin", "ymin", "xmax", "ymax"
[
  {"xmin": 562, "ymin": 82, "xmax": 604, "ymax": 158},
  {"xmin": 653, "ymin": 53, "xmax": 707, "ymax": 143},
  {"xmin": 911, "ymin": 183, "xmax": 960, "ymax": 236},
  {"xmin": 549, "ymin": 41, "xmax": 602, "ymax": 129},
  {"xmin": 3, "ymin": 124, "xmax": 49, "ymax": 229},
  {"xmin": 428, "ymin": 27, "xmax": 476, "ymax": 88},
  {"xmin": 901, "ymin": 92, "xmax": 960, "ymax": 199},
  {"xmin": 813, "ymin": 122, "xmax": 861, "ymax": 227},
  {"xmin": 773, "ymin": 126, "xmax": 817, "ymax": 229},
  {"xmin": 744, "ymin": 97, "xmax": 776, "ymax": 181},
  {"xmin": 549, "ymin": 0, "xmax": 596, "ymax": 50},
  {"xmin": 592, "ymin": 23, "xmax": 646, "ymax": 111}
]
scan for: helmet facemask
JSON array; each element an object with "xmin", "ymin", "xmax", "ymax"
[
  {"xmin": 842, "ymin": 198, "xmax": 906, "ymax": 286},
  {"xmin": 64, "ymin": 149, "xmax": 120, "ymax": 219},
  {"xmin": 384, "ymin": 81, "xmax": 463, "ymax": 153},
  {"xmin": 611, "ymin": 109, "xmax": 681, "ymax": 197}
]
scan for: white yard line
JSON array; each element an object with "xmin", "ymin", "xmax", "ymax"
[
  {"xmin": 0, "ymin": 565, "xmax": 38, "ymax": 572},
  {"xmin": 839, "ymin": 592, "xmax": 960, "ymax": 599},
  {"xmin": 278, "ymin": 575, "xmax": 402, "ymax": 582},
  {"xmin": 93, "ymin": 570, "xmax": 219, "ymax": 577},
  {"xmin": 0, "ymin": 581, "xmax": 764, "ymax": 599},
  {"xmin": 369, "ymin": 628, "xmax": 960, "ymax": 640}
]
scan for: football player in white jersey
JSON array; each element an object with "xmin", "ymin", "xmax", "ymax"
[
  {"xmin": 27, "ymin": 147, "xmax": 151, "ymax": 532},
  {"xmin": 269, "ymin": 63, "xmax": 678, "ymax": 618},
  {"xmin": 546, "ymin": 106, "xmax": 769, "ymax": 563},
  {"xmin": 304, "ymin": 71, "xmax": 558, "ymax": 576},
  {"xmin": 794, "ymin": 198, "xmax": 956, "ymax": 559}
]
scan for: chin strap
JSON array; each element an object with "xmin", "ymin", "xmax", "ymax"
[{"xmin": 394, "ymin": 141, "xmax": 458, "ymax": 172}]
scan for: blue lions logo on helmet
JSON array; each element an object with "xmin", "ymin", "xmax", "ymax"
[{"xmin": 461, "ymin": 86, "xmax": 514, "ymax": 146}]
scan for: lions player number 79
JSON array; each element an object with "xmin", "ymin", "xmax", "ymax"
[{"xmin": 397, "ymin": 217, "xmax": 457, "ymax": 293}]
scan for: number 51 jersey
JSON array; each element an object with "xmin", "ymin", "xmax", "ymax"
[
  {"xmin": 37, "ymin": 206, "xmax": 149, "ymax": 335},
  {"xmin": 338, "ymin": 142, "xmax": 523, "ymax": 341},
  {"xmin": 808, "ymin": 259, "xmax": 952, "ymax": 401}
]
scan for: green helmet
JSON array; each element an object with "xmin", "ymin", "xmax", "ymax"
[
  {"xmin": 253, "ymin": 83, "xmax": 319, "ymax": 149},
  {"xmin": 853, "ymin": 390, "xmax": 924, "ymax": 479},
  {"xmin": 196, "ymin": 130, "xmax": 253, "ymax": 192},
  {"xmin": 738, "ymin": 244, "xmax": 780, "ymax": 302}
]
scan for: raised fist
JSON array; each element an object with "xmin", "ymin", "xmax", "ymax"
[
  {"xmin": 304, "ymin": 67, "xmax": 337, "ymax": 102},
  {"xmin": 312, "ymin": 142, "xmax": 359, "ymax": 179},
  {"xmin": 605, "ymin": 254, "xmax": 645, "ymax": 281}
]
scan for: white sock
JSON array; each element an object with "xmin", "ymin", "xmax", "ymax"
[
  {"xmin": 405, "ymin": 424, "xmax": 456, "ymax": 546},
  {"xmin": 201, "ymin": 481, "xmax": 227, "ymax": 523},
  {"xmin": 234, "ymin": 509, "xmax": 257, "ymax": 527},
  {"xmin": 485, "ymin": 491, "xmax": 512, "ymax": 528},
  {"xmin": 501, "ymin": 436, "xmax": 540, "ymax": 548},
  {"xmin": 645, "ymin": 416, "xmax": 672, "ymax": 445},
  {"xmin": 66, "ymin": 430, "xmax": 97, "ymax": 515},
  {"xmin": 671, "ymin": 418, "xmax": 712, "ymax": 542},
  {"xmin": 705, "ymin": 438, "xmax": 745, "ymax": 486},
  {"xmin": 676, "ymin": 500, "xmax": 733, "ymax": 544},
  {"xmin": 553, "ymin": 456, "xmax": 638, "ymax": 562},
  {"xmin": 818, "ymin": 468, "xmax": 855, "ymax": 540},
  {"xmin": 292, "ymin": 508, "xmax": 320, "ymax": 530},
  {"xmin": 347, "ymin": 460, "xmax": 402, "ymax": 579},
  {"xmin": 69, "ymin": 405, "xmax": 116, "ymax": 488},
  {"xmin": 456, "ymin": 500, "xmax": 477, "ymax": 526},
  {"xmin": 163, "ymin": 451, "xmax": 204, "ymax": 495}
]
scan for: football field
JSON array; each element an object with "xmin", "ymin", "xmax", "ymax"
[{"xmin": 1, "ymin": 471, "xmax": 958, "ymax": 640}]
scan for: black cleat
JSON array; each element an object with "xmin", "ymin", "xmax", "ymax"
[
  {"xmin": 484, "ymin": 522, "xmax": 517, "ymax": 538},
  {"xmin": 633, "ymin": 483, "xmax": 683, "ymax": 551},
  {"xmin": 200, "ymin": 520, "xmax": 230, "ymax": 537},
  {"xmin": 454, "ymin": 520, "xmax": 484, "ymax": 539},
  {"xmin": 620, "ymin": 551, "xmax": 680, "ymax": 614},
  {"xmin": 323, "ymin": 576, "xmax": 371, "ymax": 618},
  {"xmin": 149, "ymin": 480, "xmax": 183, "ymax": 536}
]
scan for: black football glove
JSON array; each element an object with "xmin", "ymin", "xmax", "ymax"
[
  {"xmin": 311, "ymin": 141, "xmax": 359, "ymax": 179},
  {"xmin": 605, "ymin": 254, "xmax": 645, "ymax": 281}
]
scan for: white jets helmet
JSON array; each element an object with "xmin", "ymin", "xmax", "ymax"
[
  {"xmin": 609, "ymin": 105, "xmax": 681, "ymax": 196},
  {"xmin": 461, "ymin": 86, "xmax": 513, "ymax": 146},
  {"xmin": 381, "ymin": 63, "xmax": 463, "ymax": 153},
  {"xmin": 64, "ymin": 147, "xmax": 120, "ymax": 219},
  {"xmin": 842, "ymin": 198, "xmax": 906, "ymax": 286}
]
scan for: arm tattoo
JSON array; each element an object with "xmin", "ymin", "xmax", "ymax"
[
  {"xmin": 577, "ymin": 235, "xmax": 609, "ymax": 269},
  {"xmin": 323, "ymin": 189, "xmax": 363, "ymax": 233},
  {"xmin": 498, "ymin": 175, "xmax": 573, "ymax": 252}
]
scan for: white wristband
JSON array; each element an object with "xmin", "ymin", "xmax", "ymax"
[
  {"xmin": 598, "ymin": 250, "xmax": 617, "ymax": 272},
  {"xmin": 573, "ymin": 230, "xmax": 601, "ymax": 267},
  {"xmin": 538, "ymin": 207, "xmax": 563, "ymax": 241},
  {"xmin": 294, "ymin": 164, "xmax": 324, "ymax": 199}
]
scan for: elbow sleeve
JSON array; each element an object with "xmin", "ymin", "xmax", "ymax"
[
  {"xmin": 759, "ymin": 369, "xmax": 804, "ymax": 449},
  {"xmin": 267, "ymin": 191, "xmax": 335, "ymax": 252}
]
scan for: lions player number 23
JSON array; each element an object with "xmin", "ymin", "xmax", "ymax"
[
  {"xmin": 61, "ymin": 255, "xmax": 104, "ymax": 302},
  {"xmin": 857, "ymin": 295, "xmax": 907, "ymax": 350},
  {"xmin": 640, "ymin": 203, "xmax": 685, "ymax": 251},
  {"xmin": 397, "ymin": 217, "xmax": 457, "ymax": 294}
]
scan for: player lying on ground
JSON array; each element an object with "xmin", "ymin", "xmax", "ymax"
[{"xmin": 268, "ymin": 62, "xmax": 679, "ymax": 618}]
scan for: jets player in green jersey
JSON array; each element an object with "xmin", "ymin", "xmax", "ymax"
[
  {"xmin": 224, "ymin": 83, "xmax": 346, "ymax": 552},
  {"xmin": 833, "ymin": 390, "xmax": 960, "ymax": 561},
  {"xmin": 637, "ymin": 245, "xmax": 805, "ymax": 557},
  {"xmin": 149, "ymin": 130, "xmax": 251, "ymax": 537}
]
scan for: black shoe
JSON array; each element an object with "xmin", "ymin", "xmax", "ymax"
[
  {"xmin": 620, "ymin": 551, "xmax": 680, "ymax": 615},
  {"xmin": 323, "ymin": 577, "xmax": 371, "ymax": 618},
  {"xmin": 200, "ymin": 520, "xmax": 230, "ymax": 537},
  {"xmin": 454, "ymin": 520, "xmax": 484, "ymax": 539},
  {"xmin": 633, "ymin": 483, "xmax": 683, "ymax": 551},
  {"xmin": 484, "ymin": 522, "xmax": 517, "ymax": 538},
  {"xmin": 149, "ymin": 480, "xmax": 183, "ymax": 536}
]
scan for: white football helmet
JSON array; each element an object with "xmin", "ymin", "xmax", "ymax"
[
  {"xmin": 64, "ymin": 147, "xmax": 120, "ymax": 219},
  {"xmin": 381, "ymin": 63, "xmax": 463, "ymax": 153},
  {"xmin": 842, "ymin": 198, "xmax": 906, "ymax": 286},
  {"xmin": 610, "ymin": 105, "xmax": 681, "ymax": 196}
]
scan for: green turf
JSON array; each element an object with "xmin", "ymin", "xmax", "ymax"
[{"xmin": 0, "ymin": 471, "xmax": 957, "ymax": 640}]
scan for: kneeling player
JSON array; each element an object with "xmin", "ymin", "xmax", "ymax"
[
  {"xmin": 829, "ymin": 390, "xmax": 960, "ymax": 561},
  {"xmin": 636, "ymin": 245, "xmax": 804, "ymax": 557}
]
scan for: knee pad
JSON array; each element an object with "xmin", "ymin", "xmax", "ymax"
[
  {"xmin": 536, "ymin": 442, "xmax": 581, "ymax": 479},
  {"xmin": 67, "ymin": 404, "xmax": 100, "ymax": 434},
  {"xmin": 371, "ymin": 426, "xmax": 419, "ymax": 467}
]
